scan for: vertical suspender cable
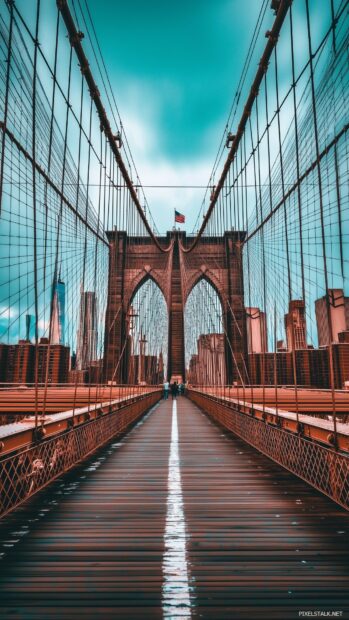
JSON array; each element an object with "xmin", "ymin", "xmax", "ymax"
[
  {"xmin": 305, "ymin": 0, "xmax": 338, "ymax": 447},
  {"xmin": 32, "ymin": 0, "xmax": 41, "ymax": 431}
]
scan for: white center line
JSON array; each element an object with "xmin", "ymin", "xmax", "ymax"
[{"xmin": 162, "ymin": 399, "xmax": 192, "ymax": 618}]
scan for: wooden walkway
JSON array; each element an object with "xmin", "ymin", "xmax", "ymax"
[{"xmin": 0, "ymin": 398, "xmax": 348, "ymax": 619}]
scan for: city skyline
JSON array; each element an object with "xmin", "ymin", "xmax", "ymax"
[{"xmin": 0, "ymin": 3, "xmax": 348, "ymax": 615}]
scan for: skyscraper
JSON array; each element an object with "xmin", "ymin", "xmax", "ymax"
[
  {"xmin": 76, "ymin": 291, "xmax": 97, "ymax": 370},
  {"xmin": 246, "ymin": 307, "xmax": 267, "ymax": 354},
  {"xmin": 196, "ymin": 333, "xmax": 226, "ymax": 385},
  {"xmin": 25, "ymin": 314, "xmax": 34, "ymax": 342},
  {"xmin": 315, "ymin": 289, "xmax": 349, "ymax": 346},
  {"xmin": 284, "ymin": 300, "xmax": 307, "ymax": 351},
  {"xmin": 36, "ymin": 338, "xmax": 70, "ymax": 384},
  {"xmin": 51, "ymin": 278, "xmax": 66, "ymax": 345}
]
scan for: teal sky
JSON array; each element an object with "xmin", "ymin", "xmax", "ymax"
[
  {"xmin": 81, "ymin": 0, "xmax": 269, "ymax": 232},
  {"xmin": 88, "ymin": 0, "xmax": 257, "ymax": 158},
  {"xmin": 1, "ymin": 0, "xmax": 340, "ymax": 349}
]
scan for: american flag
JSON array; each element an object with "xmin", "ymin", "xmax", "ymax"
[{"xmin": 175, "ymin": 210, "xmax": 185, "ymax": 223}]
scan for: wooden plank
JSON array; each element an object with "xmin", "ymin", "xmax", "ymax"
[{"xmin": 0, "ymin": 397, "xmax": 348, "ymax": 618}]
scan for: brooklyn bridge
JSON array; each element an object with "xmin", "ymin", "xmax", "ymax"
[{"xmin": 0, "ymin": 0, "xmax": 349, "ymax": 618}]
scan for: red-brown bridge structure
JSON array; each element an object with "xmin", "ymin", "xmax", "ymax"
[
  {"xmin": 103, "ymin": 230, "xmax": 246, "ymax": 385},
  {"xmin": 0, "ymin": 0, "xmax": 349, "ymax": 617}
]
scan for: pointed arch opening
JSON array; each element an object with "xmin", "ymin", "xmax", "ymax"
[
  {"xmin": 127, "ymin": 277, "xmax": 168, "ymax": 384},
  {"xmin": 184, "ymin": 278, "xmax": 226, "ymax": 386}
]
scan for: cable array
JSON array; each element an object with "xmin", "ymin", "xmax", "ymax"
[
  {"xmin": 0, "ymin": 0, "xmax": 348, "ymax": 450},
  {"xmin": 183, "ymin": 0, "xmax": 349, "ymax": 446},
  {"xmin": 0, "ymin": 0, "xmax": 168, "ymax": 422}
]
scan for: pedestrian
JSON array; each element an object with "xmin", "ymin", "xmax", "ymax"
[
  {"xmin": 163, "ymin": 380, "xmax": 169, "ymax": 400},
  {"xmin": 171, "ymin": 381, "xmax": 178, "ymax": 400}
]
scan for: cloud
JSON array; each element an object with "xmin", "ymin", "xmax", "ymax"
[
  {"xmin": 119, "ymin": 104, "xmax": 160, "ymax": 161},
  {"xmin": 0, "ymin": 306, "xmax": 18, "ymax": 320},
  {"xmin": 118, "ymin": 108, "xmax": 214, "ymax": 233}
]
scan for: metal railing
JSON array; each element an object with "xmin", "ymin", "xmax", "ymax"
[
  {"xmin": 189, "ymin": 389, "xmax": 349, "ymax": 511},
  {"xmin": 0, "ymin": 390, "xmax": 161, "ymax": 517}
]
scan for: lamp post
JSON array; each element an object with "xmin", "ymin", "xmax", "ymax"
[{"xmin": 138, "ymin": 332, "xmax": 147, "ymax": 385}]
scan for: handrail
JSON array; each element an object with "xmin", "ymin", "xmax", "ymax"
[
  {"xmin": 189, "ymin": 388, "xmax": 349, "ymax": 453},
  {"xmin": 0, "ymin": 388, "xmax": 162, "ymax": 457}
]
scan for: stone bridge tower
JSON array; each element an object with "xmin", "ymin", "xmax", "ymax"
[{"xmin": 103, "ymin": 230, "xmax": 247, "ymax": 384}]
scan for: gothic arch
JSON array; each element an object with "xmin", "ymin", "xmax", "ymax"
[
  {"xmin": 184, "ymin": 275, "xmax": 226, "ymax": 386},
  {"xmin": 123, "ymin": 269, "xmax": 168, "ymax": 312},
  {"xmin": 104, "ymin": 230, "xmax": 246, "ymax": 384},
  {"xmin": 184, "ymin": 270, "xmax": 226, "ymax": 311}
]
